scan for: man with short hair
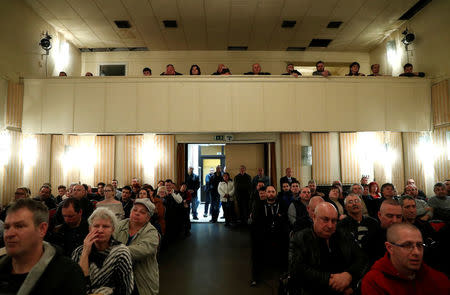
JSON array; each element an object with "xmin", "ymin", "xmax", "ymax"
[
  {"xmin": 350, "ymin": 183, "xmax": 369, "ymax": 216},
  {"xmin": 33, "ymin": 185, "xmax": 56, "ymax": 209},
  {"xmin": 308, "ymin": 180, "xmax": 324, "ymax": 197},
  {"xmin": 427, "ymin": 182, "xmax": 450, "ymax": 222},
  {"xmin": 406, "ymin": 178, "xmax": 427, "ymax": 199},
  {"xmin": 289, "ymin": 202, "xmax": 367, "ymax": 295},
  {"xmin": 121, "ymin": 185, "xmax": 134, "ymax": 219},
  {"xmin": 282, "ymin": 63, "xmax": 301, "ymax": 77},
  {"xmin": 399, "ymin": 196, "xmax": 435, "ymax": 245},
  {"xmin": 380, "ymin": 183, "xmax": 397, "ymax": 200},
  {"xmin": 288, "ymin": 185, "xmax": 311, "ymax": 232},
  {"xmin": 280, "ymin": 168, "xmax": 298, "ymax": 185},
  {"xmin": 399, "ymin": 63, "xmax": 425, "ymax": 77},
  {"xmin": 373, "ymin": 199, "xmax": 403, "ymax": 260},
  {"xmin": 312, "ymin": 61, "xmax": 330, "ymax": 77},
  {"xmin": 91, "ymin": 182, "xmax": 105, "ymax": 201},
  {"xmin": 56, "ymin": 185, "xmax": 67, "ymax": 204},
  {"xmin": 0, "ymin": 199, "xmax": 86, "ymax": 294},
  {"xmin": 186, "ymin": 166, "xmax": 200, "ymax": 220},
  {"xmin": 203, "ymin": 168, "xmax": 215, "ymax": 218},
  {"xmin": 47, "ymin": 198, "xmax": 89, "ymax": 256},
  {"xmin": 403, "ymin": 184, "xmax": 433, "ymax": 220},
  {"xmin": 251, "ymin": 167, "xmax": 270, "ymax": 189},
  {"xmin": 142, "ymin": 67, "xmax": 152, "ymax": 76},
  {"xmin": 338, "ymin": 193, "xmax": 380, "ymax": 263},
  {"xmin": 234, "ymin": 165, "xmax": 252, "ymax": 224},
  {"xmin": 111, "ymin": 179, "xmax": 122, "ymax": 200},
  {"xmin": 306, "ymin": 196, "xmax": 324, "ymax": 222},
  {"xmin": 160, "ymin": 64, "xmax": 182, "ymax": 75},
  {"xmin": 277, "ymin": 182, "xmax": 293, "ymax": 208},
  {"xmin": 368, "ymin": 64, "xmax": 382, "ymax": 76},
  {"xmin": 244, "ymin": 63, "xmax": 270, "ymax": 75},
  {"xmin": 362, "ymin": 223, "xmax": 449, "ymax": 294},
  {"xmin": 55, "ymin": 184, "xmax": 94, "ymax": 225}
]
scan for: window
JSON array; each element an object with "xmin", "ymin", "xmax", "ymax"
[{"xmin": 99, "ymin": 64, "xmax": 126, "ymax": 76}]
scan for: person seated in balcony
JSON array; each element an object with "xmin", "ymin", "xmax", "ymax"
[
  {"xmin": 160, "ymin": 64, "xmax": 182, "ymax": 75},
  {"xmin": 244, "ymin": 63, "xmax": 271, "ymax": 75},
  {"xmin": 399, "ymin": 63, "xmax": 425, "ymax": 77},
  {"xmin": 368, "ymin": 64, "xmax": 382, "ymax": 76},
  {"xmin": 282, "ymin": 63, "xmax": 301, "ymax": 77},
  {"xmin": 142, "ymin": 67, "xmax": 152, "ymax": 76},
  {"xmin": 85, "ymin": 72, "xmax": 93, "ymax": 76},
  {"xmin": 312, "ymin": 61, "xmax": 331, "ymax": 77},
  {"xmin": 212, "ymin": 64, "xmax": 226, "ymax": 75},
  {"xmin": 59, "ymin": 71, "xmax": 67, "ymax": 76},
  {"xmin": 189, "ymin": 64, "xmax": 201, "ymax": 75},
  {"xmin": 346, "ymin": 61, "xmax": 365, "ymax": 76},
  {"xmin": 221, "ymin": 67, "xmax": 231, "ymax": 75}
]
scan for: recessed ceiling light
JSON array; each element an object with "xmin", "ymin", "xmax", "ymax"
[
  {"xmin": 114, "ymin": 20, "xmax": 131, "ymax": 28},
  {"xmin": 163, "ymin": 20, "xmax": 178, "ymax": 28},
  {"xmin": 309, "ymin": 39, "xmax": 332, "ymax": 47},
  {"xmin": 281, "ymin": 20, "xmax": 297, "ymax": 28}
]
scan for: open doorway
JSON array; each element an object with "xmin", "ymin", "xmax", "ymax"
[{"xmin": 187, "ymin": 144, "xmax": 225, "ymax": 222}]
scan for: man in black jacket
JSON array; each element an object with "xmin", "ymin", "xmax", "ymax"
[
  {"xmin": 289, "ymin": 202, "xmax": 367, "ymax": 295},
  {"xmin": 280, "ymin": 167, "xmax": 298, "ymax": 186},
  {"xmin": 186, "ymin": 166, "xmax": 201, "ymax": 220},
  {"xmin": 0, "ymin": 198, "xmax": 85, "ymax": 294},
  {"xmin": 234, "ymin": 165, "xmax": 252, "ymax": 224}
]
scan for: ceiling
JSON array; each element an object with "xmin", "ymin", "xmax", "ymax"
[{"xmin": 25, "ymin": 0, "xmax": 420, "ymax": 51}]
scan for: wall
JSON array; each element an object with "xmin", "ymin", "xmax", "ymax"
[
  {"xmin": 82, "ymin": 50, "xmax": 371, "ymax": 77},
  {"xmin": 225, "ymin": 144, "xmax": 264, "ymax": 179},
  {"xmin": 0, "ymin": 78, "xmax": 6, "ymax": 129},
  {"xmin": 369, "ymin": 0, "xmax": 450, "ymax": 80},
  {"xmin": 0, "ymin": 0, "xmax": 81, "ymax": 81}
]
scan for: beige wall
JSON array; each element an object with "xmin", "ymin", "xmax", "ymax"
[
  {"xmin": 0, "ymin": 78, "xmax": 6, "ymax": 129},
  {"xmin": 0, "ymin": 0, "xmax": 81, "ymax": 81},
  {"xmin": 369, "ymin": 0, "xmax": 450, "ymax": 80},
  {"xmin": 82, "ymin": 50, "xmax": 371, "ymax": 77},
  {"xmin": 225, "ymin": 144, "xmax": 265, "ymax": 179}
]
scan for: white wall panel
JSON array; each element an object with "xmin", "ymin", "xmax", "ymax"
[
  {"xmin": 41, "ymin": 82, "xmax": 74, "ymax": 133},
  {"xmin": 74, "ymin": 82, "xmax": 105, "ymax": 133},
  {"xmin": 22, "ymin": 80, "xmax": 42, "ymax": 133},
  {"xmin": 105, "ymin": 83, "xmax": 137, "ymax": 132}
]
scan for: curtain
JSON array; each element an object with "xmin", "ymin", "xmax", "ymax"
[
  {"xmin": 432, "ymin": 126, "xmax": 450, "ymax": 181},
  {"xmin": 6, "ymin": 81, "xmax": 23, "ymax": 128},
  {"xmin": 22, "ymin": 134, "xmax": 51, "ymax": 196},
  {"xmin": 280, "ymin": 133, "xmax": 302, "ymax": 185},
  {"xmin": 154, "ymin": 135, "xmax": 176, "ymax": 184},
  {"xmin": 339, "ymin": 133, "xmax": 360, "ymax": 184},
  {"xmin": 94, "ymin": 136, "xmax": 115, "ymax": 185},
  {"xmin": 269, "ymin": 142, "xmax": 277, "ymax": 190},
  {"xmin": 124, "ymin": 135, "xmax": 144, "ymax": 186},
  {"xmin": 1, "ymin": 130, "xmax": 23, "ymax": 204},
  {"xmin": 431, "ymin": 79, "xmax": 449, "ymax": 127},
  {"xmin": 176, "ymin": 143, "xmax": 185, "ymax": 185},
  {"xmin": 311, "ymin": 133, "xmax": 331, "ymax": 185},
  {"xmin": 402, "ymin": 132, "xmax": 426, "ymax": 191}
]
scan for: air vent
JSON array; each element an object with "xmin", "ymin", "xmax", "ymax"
[
  {"xmin": 308, "ymin": 39, "xmax": 332, "ymax": 47},
  {"xmin": 114, "ymin": 20, "xmax": 131, "ymax": 28},
  {"xmin": 398, "ymin": 0, "xmax": 432, "ymax": 20},
  {"xmin": 163, "ymin": 20, "xmax": 178, "ymax": 28},
  {"xmin": 281, "ymin": 20, "xmax": 297, "ymax": 28},
  {"xmin": 79, "ymin": 47, "xmax": 148, "ymax": 53},
  {"xmin": 286, "ymin": 47, "xmax": 306, "ymax": 51},
  {"xmin": 227, "ymin": 46, "xmax": 248, "ymax": 51},
  {"xmin": 327, "ymin": 21, "xmax": 343, "ymax": 28}
]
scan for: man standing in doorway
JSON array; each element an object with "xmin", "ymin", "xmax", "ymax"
[
  {"xmin": 186, "ymin": 166, "xmax": 200, "ymax": 220},
  {"xmin": 204, "ymin": 168, "xmax": 215, "ymax": 218},
  {"xmin": 234, "ymin": 165, "xmax": 252, "ymax": 225}
]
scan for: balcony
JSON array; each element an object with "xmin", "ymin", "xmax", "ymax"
[{"xmin": 22, "ymin": 76, "xmax": 431, "ymax": 134}]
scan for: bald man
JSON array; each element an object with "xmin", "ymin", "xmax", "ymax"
[
  {"xmin": 362, "ymin": 223, "xmax": 449, "ymax": 294},
  {"xmin": 289, "ymin": 202, "xmax": 367, "ymax": 295}
]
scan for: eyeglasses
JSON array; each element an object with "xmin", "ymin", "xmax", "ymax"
[
  {"xmin": 347, "ymin": 199, "xmax": 361, "ymax": 204},
  {"xmin": 389, "ymin": 242, "xmax": 425, "ymax": 251},
  {"xmin": 104, "ymin": 190, "xmax": 113, "ymax": 192}
]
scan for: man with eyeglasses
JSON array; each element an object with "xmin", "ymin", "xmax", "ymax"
[
  {"xmin": 289, "ymin": 202, "xmax": 367, "ymax": 295},
  {"xmin": 362, "ymin": 223, "xmax": 449, "ymax": 294},
  {"xmin": 338, "ymin": 193, "xmax": 380, "ymax": 264}
]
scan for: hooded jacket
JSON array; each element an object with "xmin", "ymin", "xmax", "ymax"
[
  {"xmin": 361, "ymin": 252, "xmax": 450, "ymax": 295},
  {"xmin": 0, "ymin": 242, "xmax": 85, "ymax": 295}
]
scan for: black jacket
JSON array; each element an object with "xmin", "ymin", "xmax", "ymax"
[
  {"xmin": 280, "ymin": 176, "xmax": 298, "ymax": 185},
  {"xmin": 289, "ymin": 228, "xmax": 368, "ymax": 295}
]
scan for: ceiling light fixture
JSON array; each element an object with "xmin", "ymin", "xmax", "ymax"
[{"xmin": 39, "ymin": 32, "xmax": 52, "ymax": 55}]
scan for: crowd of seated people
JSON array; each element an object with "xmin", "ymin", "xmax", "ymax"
[
  {"xmin": 57, "ymin": 61, "xmax": 425, "ymax": 78},
  {"xmin": 0, "ymin": 169, "xmax": 448, "ymax": 294}
]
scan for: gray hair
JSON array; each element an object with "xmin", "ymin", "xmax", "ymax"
[
  {"xmin": 88, "ymin": 207, "xmax": 118, "ymax": 230},
  {"xmin": 344, "ymin": 193, "xmax": 362, "ymax": 206}
]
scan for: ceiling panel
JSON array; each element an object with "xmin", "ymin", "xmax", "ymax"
[
  {"xmin": 306, "ymin": 0, "xmax": 340, "ymax": 17},
  {"xmin": 178, "ymin": 0, "xmax": 207, "ymax": 49},
  {"xmin": 205, "ymin": 0, "xmax": 230, "ymax": 49},
  {"xmin": 228, "ymin": 0, "xmax": 258, "ymax": 45}
]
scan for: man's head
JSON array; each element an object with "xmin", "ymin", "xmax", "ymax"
[
  {"xmin": 188, "ymin": 166, "xmax": 194, "ymax": 175},
  {"xmin": 4, "ymin": 199, "xmax": 49, "ymax": 258},
  {"xmin": 300, "ymin": 187, "xmax": 311, "ymax": 203},
  {"xmin": 258, "ymin": 187, "xmax": 267, "ymax": 201},
  {"xmin": 166, "ymin": 64, "xmax": 175, "ymax": 75},
  {"xmin": 239, "ymin": 165, "xmax": 246, "ymax": 174},
  {"xmin": 265, "ymin": 185, "xmax": 277, "ymax": 202},
  {"xmin": 143, "ymin": 67, "xmax": 152, "ymax": 76},
  {"xmin": 351, "ymin": 183, "xmax": 363, "ymax": 196},
  {"xmin": 281, "ymin": 182, "xmax": 291, "ymax": 192},
  {"xmin": 433, "ymin": 182, "xmax": 447, "ymax": 198},
  {"xmin": 313, "ymin": 202, "xmax": 338, "ymax": 239},
  {"xmin": 307, "ymin": 196, "xmax": 324, "ymax": 219},
  {"xmin": 381, "ymin": 183, "xmax": 396, "ymax": 199},
  {"xmin": 14, "ymin": 187, "xmax": 29, "ymax": 201},
  {"xmin": 403, "ymin": 63, "xmax": 413, "ymax": 73},
  {"xmin": 72, "ymin": 184, "xmax": 87, "ymax": 200},
  {"xmin": 316, "ymin": 61, "xmax": 324, "ymax": 72},
  {"xmin": 256, "ymin": 180, "xmax": 265, "ymax": 191},
  {"xmin": 344, "ymin": 193, "xmax": 362, "ymax": 217},
  {"xmin": 257, "ymin": 167, "xmax": 264, "ymax": 176},
  {"xmin": 308, "ymin": 180, "xmax": 317, "ymax": 193},
  {"xmin": 209, "ymin": 167, "xmax": 214, "ymax": 174},
  {"xmin": 252, "ymin": 63, "xmax": 261, "ymax": 74},
  {"xmin": 57, "ymin": 185, "xmax": 67, "ymax": 197},
  {"xmin": 111, "ymin": 179, "xmax": 118, "ymax": 189},
  {"xmin": 132, "ymin": 177, "xmax": 139, "ymax": 186},
  {"xmin": 61, "ymin": 198, "xmax": 83, "ymax": 228},
  {"xmin": 285, "ymin": 168, "xmax": 292, "ymax": 177},
  {"xmin": 362, "ymin": 184, "xmax": 369, "ymax": 195},
  {"xmin": 290, "ymin": 181, "xmax": 300, "ymax": 195},
  {"xmin": 405, "ymin": 184, "xmax": 418, "ymax": 197},
  {"xmin": 445, "ymin": 179, "xmax": 450, "ymax": 195},
  {"xmin": 371, "ymin": 64, "xmax": 380, "ymax": 75},
  {"xmin": 97, "ymin": 182, "xmax": 105, "ymax": 196},
  {"xmin": 39, "ymin": 185, "xmax": 51, "ymax": 200},
  {"xmin": 165, "ymin": 179, "xmax": 174, "ymax": 191},
  {"xmin": 328, "ymin": 186, "xmax": 340, "ymax": 201},
  {"xmin": 378, "ymin": 199, "xmax": 403, "ymax": 229},
  {"xmin": 286, "ymin": 64, "xmax": 294, "ymax": 73},
  {"xmin": 386, "ymin": 223, "xmax": 424, "ymax": 276},
  {"xmin": 360, "ymin": 176, "xmax": 369, "ymax": 185},
  {"xmin": 399, "ymin": 196, "xmax": 417, "ymax": 223},
  {"xmin": 121, "ymin": 186, "xmax": 132, "ymax": 202},
  {"xmin": 215, "ymin": 165, "xmax": 222, "ymax": 173}
]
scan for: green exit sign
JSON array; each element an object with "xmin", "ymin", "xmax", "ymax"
[{"xmin": 215, "ymin": 135, "xmax": 224, "ymax": 141}]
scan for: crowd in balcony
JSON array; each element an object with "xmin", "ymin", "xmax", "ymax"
[
  {"xmin": 0, "ymin": 166, "xmax": 448, "ymax": 294},
  {"xmin": 58, "ymin": 61, "xmax": 426, "ymax": 78}
]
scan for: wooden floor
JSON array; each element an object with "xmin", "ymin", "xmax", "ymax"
[{"xmin": 159, "ymin": 223, "xmax": 280, "ymax": 295}]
